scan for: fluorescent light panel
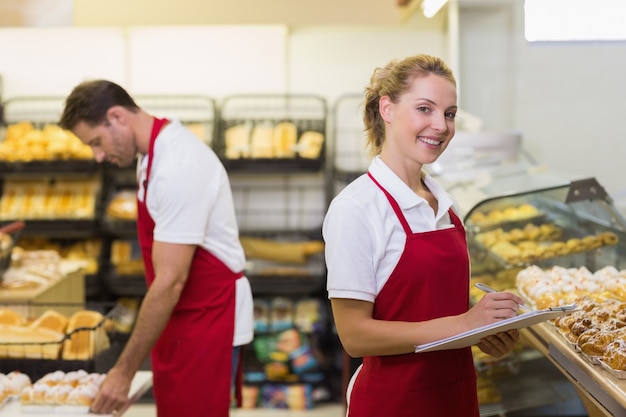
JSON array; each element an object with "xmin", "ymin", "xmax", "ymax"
[
  {"xmin": 422, "ymin": 0, "xmax": 448, "ymax": 18},
  {"xmin": 525, "ymin": 0, "xmax": 626, "ymax": 41}
]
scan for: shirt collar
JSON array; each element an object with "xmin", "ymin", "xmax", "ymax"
[{"xmin": 368, "ymin": 156, "xmax": 454, "ymax": 217}]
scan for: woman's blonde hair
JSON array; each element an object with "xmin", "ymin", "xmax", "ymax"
[{"xmin": 363, "ymin": 54, "xmax": 456, "ymax": 156}]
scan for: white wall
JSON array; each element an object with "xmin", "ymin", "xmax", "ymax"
[
  {"xmin": 459, "ymin": 1, "xmax": 626, "ymax": 199},
  {"xmin": 0, "ymin": 24, "xmax": 446, "ymax": 111},
  {"xmin": 2, "ymin": 5, "xmax": 624, "ymax": 204}
]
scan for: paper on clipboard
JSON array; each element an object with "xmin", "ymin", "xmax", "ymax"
[{"xmin": 414, "ymin": 307, "xmax": 576, "ymax": 353}]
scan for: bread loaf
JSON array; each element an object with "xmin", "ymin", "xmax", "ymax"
[
  {"xmin": 272, "ymin": 122, "xmax": 297, "ymax": 158},
  {"xmin": 297, "ymin": 131, "xmax": 324, "ymax": 159},
  {"xmin": 250, "ymin": 123, "xmax": 275, "ymax": 158},
  {"xmin": 0, "ymin": 324, "xmax": 64, "ymax": 359},
  {"xmin": 240, "ymin": 237, "xmax": 324, "ymax": 264},
  {"xmin": 29, "ymin": 310, "xmax": 69, "ymax": 334},
  {"xmin": 106, "ymin": 190, "xmax": 137, "ymax": 220},
  {"xmin": 225, "ymin": 124, "xmax": 251, "ymax": 159},
  {"xmin": 0, "ymin": 308, "xmax": 26, "ymax": 326},
  {"xmin": 62, "ymin": 310, "xmax": 110, "ymax": 360}
]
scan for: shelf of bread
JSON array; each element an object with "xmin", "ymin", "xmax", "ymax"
[
  {"xmin": 13, "ymin": 239, "xmax": 100, "ymax": 279},
  {"xmin": 0, "ymin": 247, "xmax": 91, "ymax": 297},
  {"xmin": 241, "ymin": 235, "xmax": 325, "ymax": 294},
  {"xmin": 0, "ymin": 308, "xmax": 110, "ymax": 361},
  {"xmin": 472, "ymin": 222, "xmax": 619, "ymax": 268},
  {"xmin": 0, "ymin": 122, "xmax": 94, "ymax": 163},
  {"xmin": 216, "ymin": 95, "xmax": 327, "ymax": 172},
  {"xmin": 0, "ymin": 302, "xmax": 132, "ymax": 389},
  {"xmin": 0, "ymin": 177, "xmax": 101, "ymax": 223}
]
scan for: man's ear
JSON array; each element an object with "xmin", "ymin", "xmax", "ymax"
[
  {"xmin": 379, "ymin": 96, "xmax": 392, "ymax": 123},
  {"xmin": 106, "ymin": 106, "xmax": 125, "ymax": 126}
]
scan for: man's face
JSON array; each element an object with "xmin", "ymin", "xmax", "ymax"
[{"xmin": 73, "ymin": 118, "xmax": 137, "ymax": 168}]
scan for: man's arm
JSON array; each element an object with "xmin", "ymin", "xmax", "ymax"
[{"xmin": 89, "ymin": 241, "xmax": 196, "ymax": 414}]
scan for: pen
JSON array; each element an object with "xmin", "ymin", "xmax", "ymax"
[{"xmin": 474, "ymin": 282, "xmax": 531, "ymax": 312}]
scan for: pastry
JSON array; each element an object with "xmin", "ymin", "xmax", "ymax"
[{"xmin": 3, "ymin": 371, "xmax": 31, "ymax": 395}]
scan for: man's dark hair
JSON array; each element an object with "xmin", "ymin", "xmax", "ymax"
[{"xmin": 59, "ymin": 80, "xmax": 139, "ymax": 130}]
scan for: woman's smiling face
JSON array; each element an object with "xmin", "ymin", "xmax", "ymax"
[{"xmin": 380, "ymin": 73, "xmax": 458, "ymax": 168}]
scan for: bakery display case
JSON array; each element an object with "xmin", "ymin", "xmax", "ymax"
[{"xmin": 464, "ymin": 175, "xmax": 626, "ymax": 416}]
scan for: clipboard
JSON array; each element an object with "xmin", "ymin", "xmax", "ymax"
[{"xmin": 414, "ymin": 306, "xmax": 577, "ymax": 353}]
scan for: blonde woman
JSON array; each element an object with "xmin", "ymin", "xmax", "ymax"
[{"xmin": 323, "ymin": 54, "xmax": 523, "ymax": 416}]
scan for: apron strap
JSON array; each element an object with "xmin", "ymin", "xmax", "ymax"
[{"xmin": 143, "ymin": 117, "xmax": 169, "ymax": 200}]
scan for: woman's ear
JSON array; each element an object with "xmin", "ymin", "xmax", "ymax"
[{"xmin": 379, "ymin": 95, "xmax": 392, "ymax": 123}]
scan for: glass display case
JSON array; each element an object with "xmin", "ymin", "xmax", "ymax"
[
  {"xmin": 465, "ymin": 176, "xmax": 626, "ymax": 292},
  {"xmin": 463, "ymin": 176, "xmax": 626, "ymax": 416}
]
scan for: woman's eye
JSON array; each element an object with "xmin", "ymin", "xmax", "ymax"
[
  {"xmin": 417, "ymin": 106, "xmax": 430, "ymax": 113},
  {"xmin": 445, "ymin": 112, "xmax": 457, "ymax": 120}
]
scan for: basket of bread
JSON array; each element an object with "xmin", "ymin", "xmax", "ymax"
[
  {"xmin": 217, "ymin": 95, "xmax": 327, "ymax": 172},
  {"xmin": 0, "ymin": 304, "xmax": 122, "ymax": 383}
]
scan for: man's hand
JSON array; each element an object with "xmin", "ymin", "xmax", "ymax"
[{"xmin": 89, "ymin": 367, "xmax": 132, "ymax": 415}]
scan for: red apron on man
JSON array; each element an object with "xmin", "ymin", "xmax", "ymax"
[
  {"xmin": 136, "ymin": 118, "xmax": 240, "ymax": 417},
  {"xmin": 346, "ymin": 173, "xmax": 479, "ymax": 417}
]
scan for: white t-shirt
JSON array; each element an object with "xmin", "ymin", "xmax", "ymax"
[
  {"xmin": 323, "ymin": 156, "xmax": 460, "ymax": 303},
  {"xmin": 137, "ymin": 120, "xmax": 253, "ymax": 346}
]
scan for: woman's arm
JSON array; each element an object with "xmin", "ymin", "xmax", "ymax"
[{"xmin": 331, "ymin": 290, "xmax": 525, "ymax": 358}]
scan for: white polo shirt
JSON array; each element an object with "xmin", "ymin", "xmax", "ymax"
[
  {"xmin": 137, "ymin": 120, "xmax": 253, "ymax": 346},
  {"xmin": 323, "ymin": 156, "xmax": 461, "ymax": 303}
]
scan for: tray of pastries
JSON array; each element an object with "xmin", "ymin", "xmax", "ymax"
[{"xmin": 515, "ymin": 264, "xmax": 626, "ymax": 376}]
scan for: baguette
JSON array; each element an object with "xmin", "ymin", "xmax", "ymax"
[{"xmin": 240, "ymin": 237, "xmax": 324, "ymax": 264}]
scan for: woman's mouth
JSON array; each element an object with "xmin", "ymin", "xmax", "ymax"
[{"xmin": 418, "ymin": 136, "xmax": 441, "ymax": 146}]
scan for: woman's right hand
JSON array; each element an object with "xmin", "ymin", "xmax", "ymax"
[{"xmin": 464, "ymin": 291, "xmax": 526, "ymax": 329}]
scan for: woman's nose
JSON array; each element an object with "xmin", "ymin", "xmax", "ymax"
[{"xmin": 431, "ymin": 113, "xmax": 448, "ymax": 133}]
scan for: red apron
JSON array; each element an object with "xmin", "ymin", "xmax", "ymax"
[
  {"xmin": 347, "ymin": 173, "xmax": 478, "ymax": 417},
  {"xmin": 136, "ymin": 118, "xmax": 241, "ymax": 417}
]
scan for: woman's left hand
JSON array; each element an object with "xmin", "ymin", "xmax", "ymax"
[{"xmin": 477, "ymin": 329, "xmax": 520, "ymax": 358}]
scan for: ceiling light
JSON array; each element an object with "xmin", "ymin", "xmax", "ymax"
[{"xmin": 422, "ymin": 0, "xmax": 449, "ymax": 18}]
